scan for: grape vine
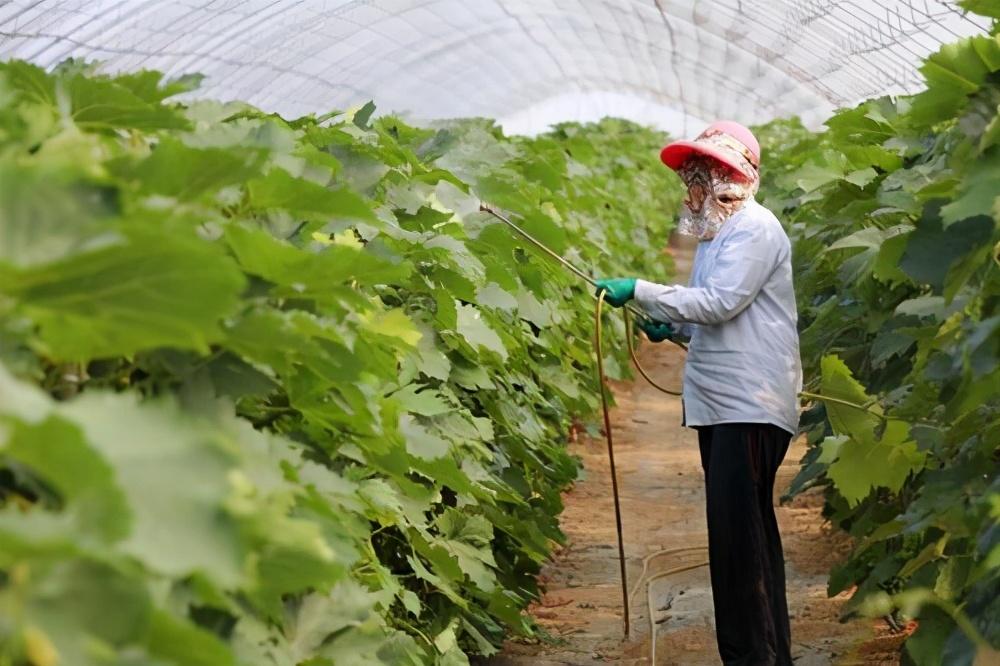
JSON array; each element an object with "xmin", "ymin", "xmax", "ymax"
[
  {"xmin": 0, "ymin": 60, "xmax": 682, "ymax": 664},
  {"xmin": 754, "ymin": 24, "xmax": 1000, "ymax": 664}
]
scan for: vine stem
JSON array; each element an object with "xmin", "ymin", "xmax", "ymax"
[
  {"xmin": 798, "ymin": 390, "xmax": 881, "ymax": 415},
  {"xmin": 797, "ymin": 390, "xmax": 936, "ymax": 425},
  {"xmin": 394, "ymin": 618, "xmax": 433, "ymax": 648}
]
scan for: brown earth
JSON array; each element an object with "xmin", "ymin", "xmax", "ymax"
[{"xmin": 484, "ymin": 240, "xmax": 904, "ymax": 666}]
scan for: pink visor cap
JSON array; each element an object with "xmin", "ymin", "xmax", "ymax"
[{"xmin": 660, "ymin": 121, "xmax": 760, "ymax": 174}]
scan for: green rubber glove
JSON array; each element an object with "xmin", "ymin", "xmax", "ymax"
[
  {"xmin": 636, "ymin": 318, "xmax": 675, "ymax": 343},
  {"xmin": 594, "ymin": 278, "xmax": 637, "ymax": 307}
]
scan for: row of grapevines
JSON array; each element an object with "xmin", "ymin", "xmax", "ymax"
[
  {"xmin": 0, "ymin": 60, "xmax": 682, "ymax": 664},
  {"xmin": 753, "ymin": 9, "xmax": 1000, "ymax": 664}
]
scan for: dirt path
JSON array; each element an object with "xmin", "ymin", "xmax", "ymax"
[{"xmin": 486, "ymin": 244, "xmax": 904, "ymax": 666}]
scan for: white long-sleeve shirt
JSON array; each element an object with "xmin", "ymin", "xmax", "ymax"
[{"xmin": 634, "ymin": 200, "xmax": 802, "ymax": 435}]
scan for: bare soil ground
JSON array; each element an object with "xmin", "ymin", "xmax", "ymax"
[{"xmin": 485, "ymin": 242, "xmax": 903, "ymax": 666}]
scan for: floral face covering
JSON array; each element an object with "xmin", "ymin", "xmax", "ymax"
[{"xmin": 677, "ymin": 153, "xmax": 760, "ymax": 241}]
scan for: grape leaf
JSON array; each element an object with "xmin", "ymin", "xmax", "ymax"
[
  {"xmin": 2, "ymin": 232, "xmax": 245, "ymax": 360},
  {"xmin": 22, "ymin": 559, "xmax": 153, "ymax": 665},
  {"xmin": 66, "ymin": 72, "xmax": 190, "ymax": 131},
  {"xmin": 60, "ymin": 393, "xmax": 246, "ymax": 586},
  {"xmin": 361, "ymin": 308, "xmax": 422, "ymax": 347},
  {"xmin": 225, "ymin": 223, "xmax": 409, "ymax": 292},
  {"xmin": 872, "ymin": 227, "xmax": 912, "ymax": 284},
  {"xmin": 900, "ymin": 206, "xmax": 993, "ymax": 291},
  {"xmin": 476, "ymin": 282, "xmax": 518, "ymax": 312},
  {"xmin": 114, "ymin": 69, "xmax": 204, "ymax": 102},
  {"xmin": 435, "ymin": 509, "xmax": 498, "ymax": 593},
  {"xmin": 399, "ymin": 414, "xmax": 451, "ymax": 460},
  {"xmin": 905, "ymin": 605, "xmax": 954, "ymax": 666},
  {"xmin": 407, "ymin": 323, "xmax": 451, "ymax": 381},
  {"xmin": 147, "ymin": 609, "xmax": 236, "ymax": 666},
  {"xmin": 940, "ymin": 150, "xmax": 1000, "ymax": 224},
  {"xmin": 827, "ymin": 420, "xmax": 926, "ymax": 506},
  {"xmin": 0, "ymin": 60, "xmax": 56, "ymax": 106},
  {"xmin": 109, "ymin": 137, "xmax": 264, "ymax": 200},
  {"xmin": 960, "ymin": 0, "xmax": 1000, "ymax": 18},
  {"xmin": 393, "ymin": 385, "xmax": 452, "ymax": 417},
  {"xmin": 285, "ymin": 583, "xmax": 380, "ymax": 661},
  {"xmin": 0, "ymin": 164, "xmax": 118, "ymax": 268},
  {"xmin": 819, "ymin": 355, "xmax": 879, "ymax": 446},
  {"xmin": 909, "ymin": 35, "xmax": 1000, "ymax": 126},
  {"xmin": 455, "ymin": 304, "xmax": 508, "ymax": 361},
  {"xmin": 3, "ymin": 416, "xmax": 130, "ymax": 542},
  {"xmin": 248, "ymin": 167, "xmax": 376, "ymax": 221}
]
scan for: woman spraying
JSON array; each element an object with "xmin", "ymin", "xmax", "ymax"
[{"xmin": 596, "ymin": 121, "xmax": 802, "ymax": 666}]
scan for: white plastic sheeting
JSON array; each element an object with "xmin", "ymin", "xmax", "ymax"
[{"xmin": 0, "ymin": 1, "xmax": 991, "ymax": 136}]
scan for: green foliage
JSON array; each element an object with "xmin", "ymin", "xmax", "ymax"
[
  {"xmin": 756, "ymin": 30, "xmax": 1000, "ymax": 663},
  {"xmin": 0, "ymin": 62, "xmax": 681, "ymax": 664}
]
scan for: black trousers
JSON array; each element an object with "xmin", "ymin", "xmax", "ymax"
[{"xmin": 696, "ymin": 423, "xmax": 793, "ymax": 666}]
